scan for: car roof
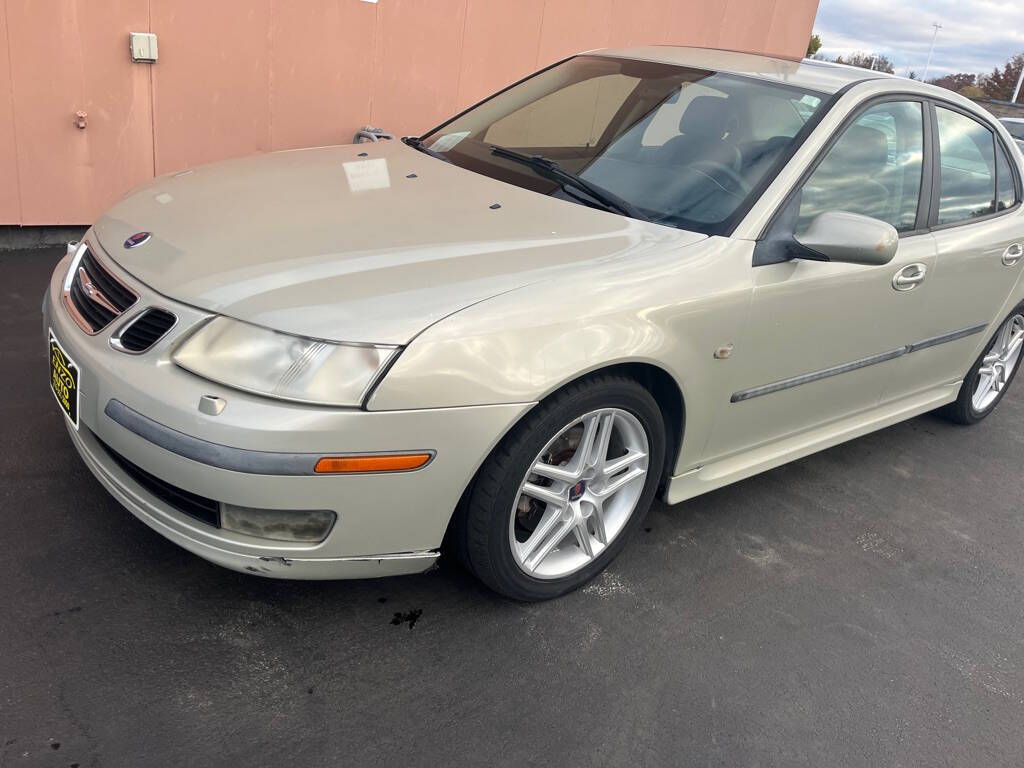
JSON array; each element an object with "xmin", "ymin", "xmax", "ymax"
[
  {"xmin": 592, "ymin": 46, "xmax": 902, "ymax": 95},
  {"xmin": 1000, "ymin": 117, "xmax": 1024, "ymax": 124}
]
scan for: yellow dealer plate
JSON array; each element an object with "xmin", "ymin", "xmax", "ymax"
[{"xmin": 48, "ymin": 330, "xmax": 80, "ymax": 430}]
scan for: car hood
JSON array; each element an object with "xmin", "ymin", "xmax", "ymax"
[{"xmin": 93, "ymin": 141, "xmax": 705, "ymax": 345}]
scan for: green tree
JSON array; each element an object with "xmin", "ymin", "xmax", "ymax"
[{"xmin": 807, "ymin": 34, "xmax": 822, "ymax": 58}]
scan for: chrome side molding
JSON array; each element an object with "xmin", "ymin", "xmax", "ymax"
[{"xmin": 731, "ymin": 323, "xmax": 989, "ymax": 403}]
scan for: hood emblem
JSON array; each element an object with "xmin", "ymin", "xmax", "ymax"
[{"xmin": 124, "ymin": 232, "xmax": 152, "ymax": 249}]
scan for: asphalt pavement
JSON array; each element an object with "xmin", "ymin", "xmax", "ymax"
[{"xmin": 3, "ymin": 246, "xmax": 1024, "ymax": 767}]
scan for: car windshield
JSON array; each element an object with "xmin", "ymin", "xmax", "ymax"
[
  {"xmin": 1003, "ymin": 121, "xmax": 1024, "ymax": 140},
  {"xmin": 419, "ymin": 55, "xmax": 827, "ymax": 235}
]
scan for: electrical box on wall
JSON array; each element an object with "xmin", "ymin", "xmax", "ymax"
[{"xmin": 129, "ymin": 32, "xmax": 158, "ymax": 63}]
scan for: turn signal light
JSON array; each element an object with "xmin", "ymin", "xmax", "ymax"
[{"xmin": 314, "ymin": 453, "xmax": 433, "ymax": 474}]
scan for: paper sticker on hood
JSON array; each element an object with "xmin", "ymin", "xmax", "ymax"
[{"xmin": 343, "ymin": 158, "xmax": 391, "ymax": 192}]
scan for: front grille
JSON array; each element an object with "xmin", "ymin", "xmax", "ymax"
[
  {"xmin": 96, "ymin": 436, "xmax": 221, "ymax": 528},
  {"xmin": 64, "ymin": 246, "xmax": 138, "ymax": 334},
  {"xmin": 68, "ymin": 276, "xmax": 116, "ymax": 330},
  {"xmin": 113, "ymin": 309, "xmax": 177, "ymax": 353}
]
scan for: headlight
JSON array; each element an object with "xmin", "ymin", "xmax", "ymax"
[{"xmin": 172, "ymin": 317, "xmax": 397, "ymax": 407}]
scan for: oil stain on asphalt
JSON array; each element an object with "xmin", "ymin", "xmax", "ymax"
[{"xmin": 390, "ymin": 609, "xmax": 423, "ymax": 629}]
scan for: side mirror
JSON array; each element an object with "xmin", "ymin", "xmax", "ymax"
[{"xmin": 794, "ymin": 211, "xmax": 899, "ymax": 266}]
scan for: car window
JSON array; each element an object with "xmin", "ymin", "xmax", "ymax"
[
  {"xmin": 1002, "ymin": 121, "xmax": 1024, "ymax": 140},
  {"xmin": 995, "ymin": 140, "xmax": 1019, "ymax": 211},
  {"xmin": 639, "ymin": 83, "xmax": 726, "ymax": 147},
  {"xmin": 485, "ymin": 74, "xmax": 640, "ymax": 148},
  {"xmin": 797, "ymin": 101, "xmax": 924, "ymax": 233},
  {"xmin": 936, "ymin": 107, "xmax": 997, "ymax": 225},
  {"xmin": 420, "ymin": 55, "xmax": 828, "ymax": 236}
]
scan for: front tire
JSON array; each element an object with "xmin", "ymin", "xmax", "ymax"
[
  {"xmin": 942, "ymin": 304, "xmax": 1024, "ymax": 425},
  {"xmin": 455, "ymin": 374, "xmax": 666, "ymax": 601}
]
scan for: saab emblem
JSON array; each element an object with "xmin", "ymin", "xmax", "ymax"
[{"xmin": 124, "ymin": 232, "xmax": 152, "ymax": 249}]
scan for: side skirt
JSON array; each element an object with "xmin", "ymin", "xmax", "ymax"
[{"xmin": 664, "ymin": 382, "xmax": 959, "ymax": 506}]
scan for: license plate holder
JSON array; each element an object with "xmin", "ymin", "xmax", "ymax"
[{"xmin": 49, "ymin": 329, "xmax": 80, "ymax": 430}]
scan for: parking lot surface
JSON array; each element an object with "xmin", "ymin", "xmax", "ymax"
[{"xmin": 3, "ymin": 247, "xmax": 1024, "ymax": 767}]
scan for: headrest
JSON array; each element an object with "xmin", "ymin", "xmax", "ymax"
[
  {"xmin": 827, "ymin": 125, "xmax": 889, "ymax": 175},
  {"xmin": 678, "ymin": 96, "xmax": 733, "ymax": 140}
]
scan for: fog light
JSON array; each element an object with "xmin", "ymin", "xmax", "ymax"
[{"xmin": 220, "ymin": 505, "xmax": 336, "ymax": 542}]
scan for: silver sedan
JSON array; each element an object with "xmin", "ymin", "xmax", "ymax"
[{"xmin": 44, "ymin": 47, "xmax": 1024, "ymax": 599}]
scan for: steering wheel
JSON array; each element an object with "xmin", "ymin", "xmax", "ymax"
[{"xmin": 689, "ymin": 160, "xmax": 751, "ymax": 198}]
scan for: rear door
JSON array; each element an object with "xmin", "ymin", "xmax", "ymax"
[{"xmin": 883, "ymin": 104, "xmax": 1024, "ymax": 402}]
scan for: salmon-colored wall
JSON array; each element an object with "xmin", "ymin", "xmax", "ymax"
[
  {"xmin": 0, "ymin": 2, "xmax": 19, "ymax": 223},
  {"xmin": 4, "ymin": 0, "xmax": 155, "ymax": 225},
  {"xmin": 0, "ymin": 0, "xmax": 819, "ymax": 225}
]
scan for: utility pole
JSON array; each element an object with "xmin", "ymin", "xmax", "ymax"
[
  {"xmin": 923, "ymin": 22, "xmax": 942, "ymax": 81},
  {"xmin": 1013, "ymin": 64, "xmax": 1024, "ymax": 103}
]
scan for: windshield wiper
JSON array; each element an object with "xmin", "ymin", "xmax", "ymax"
[
  {"xmin": 402, "ymin": 136, "xmax": 451, "ymax": 163},
  {"xmin": 489, "ymin": 145, "xmax": 650, "ymax": 222}
]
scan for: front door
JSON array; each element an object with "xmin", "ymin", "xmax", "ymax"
[{"xmin": 704, "ymin": 99, "xmax": 933, "ymax": 462}]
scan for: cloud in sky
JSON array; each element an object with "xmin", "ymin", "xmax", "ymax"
[{"xmin": 812, "ymin": 0, "xmax": 1024, "ymax": 78}]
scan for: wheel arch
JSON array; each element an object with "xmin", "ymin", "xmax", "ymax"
[
  {"xmin": 442, "ymin": 360, "xmax": 686, "ymax": 558},
  {"xmin": 461, "ymin": 360, "xmax": 685, "ymax": 505},
  {"xmin": 534, "ymin": 361, "xmax": 686, "ymax": 487}
]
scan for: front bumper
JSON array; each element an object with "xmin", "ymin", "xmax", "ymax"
[{"xmin": 44, "ymin": 240, "xmax": 532, "ymax": 579}]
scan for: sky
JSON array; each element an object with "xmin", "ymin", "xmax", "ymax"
[{"xmin": 812, "ymin": 0, "xmax": 1024, "ymax": 79}]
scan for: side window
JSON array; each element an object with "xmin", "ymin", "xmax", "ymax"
[
  {"xmin": 797, "ymin": 101, "xmax": 924, "ymax": 234},
  {"xmin": 935, "ymin": 107, "xmax": 996, "ymax": 225},
  {"xmin": 995, "ymin": 140, "xmax": 1019, "ymax": 212}
]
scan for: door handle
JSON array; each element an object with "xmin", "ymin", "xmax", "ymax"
[
  {"xmin": 1002, "ymin": 243, "xmax": 1023, "ymax": 266},
  {"xmin": 892, "ymin": 262, "xmax": 927, "ymax": 291}
]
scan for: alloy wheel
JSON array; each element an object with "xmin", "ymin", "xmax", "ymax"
[
  {"xmin": 508, "ymin": 408, "xmax": 649, "ymax": 580},
  {"xmin": 973, "ymin": 313, "xmax": 1024, "ymax": 412}
]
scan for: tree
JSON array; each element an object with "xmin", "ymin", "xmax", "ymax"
[
  {"xmin": 834, "ymin": 52, "xmax": 895, "ymax": 74},
  {"xmin": 907, "ymin": 70, "xmax": 920, "ymax": 81},
  {"xmin": 979, "ymin": 53, "xmax": 1023, "ymax": 101},
  {"xmin": 807, "ymin": 34, "xmax": 822, "ymax": 58},
  {"xmin": 929, "ymin": 73, "xmax": 978, "ymax": 93}
]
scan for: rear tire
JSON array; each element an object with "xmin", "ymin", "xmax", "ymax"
[
  {"xmin": 454, "ymin": 374, "xmax": 666, "ymax": 601},
  {"xmin": 941, "ymin": 303, "xmax": 1024, "ymax": 425}
]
